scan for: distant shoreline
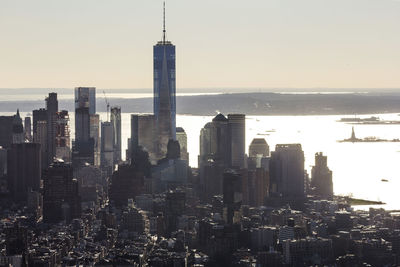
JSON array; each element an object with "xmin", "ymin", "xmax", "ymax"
[{"xmin": 1, "ymin": 92, "xmax": 400, "ymax": 116}]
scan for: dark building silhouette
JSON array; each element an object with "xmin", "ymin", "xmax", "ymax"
[
  {"xmin": 249, "ymin": 138, "xmax": 269, "ymax": 158},
  {"xmin": 165, "ymin": 190, "xmax": 186, "ymax": 235},
  {"xmin": 311, "ymin": 152, "xmax": 333, "ymax": 198},
  {"xmin": 5, "ymin": 222, "xmax": 28, "ymax": 256},
  {"xmin": 269, "ymin": 144, "xmax": 305, "ymax": 202},
  {"xmin": 199, "ymin": 113, "xmax": 230, "ymax": 168},
  {"xmin": 46, "ymin": 93, "xmax": 58, "ymax": 165},
  {"xmin": 24, "ymin": 117, "xmax": 32, "ymax": 142},
  {"xmin": 228, "ymin": 114, "xmax": 246, "ymax": 169},
  {"xmin": 176, "ymin": 127, "xmax": 189, "ymax": 163},
  {"xmin": 74, "ymin": 88, "xmax": 97, "ymax": 166},
  {"xmin": 32, "ymin": 108, "xmax": 47, "ymax": 138},
  {"xmin": 223, "ymin": 170, "xmax": 243, "ymax": 225},
  {"xmin": 0, "ymin": 111, "xmax": 24, "ymax": 149},
  {"xmin": 43, "ymin": 162, "xmax": 81, "ymax": 223},
  {"xmin": 248, "ymin": 138, "xmax": 270, "ymax": 170},
  {"xmin": 7, "ymin": 143, "xmax": 41, "ymax": 202},
  {"xmin": 130, "ymin": 114, "xmax": 157, "ymax": 163},
  {"xmin": 110, "ymin": 106, "xmax": 122, "ymax": 164},
  {"xmin": 109, "ymin": 147, "xmax": 151, "ymax": 206},
  {"xmin": 55, "ymin": 110, "xmax": 71, "ymax": 162}
]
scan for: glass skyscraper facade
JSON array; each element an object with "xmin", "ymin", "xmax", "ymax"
[{"xmin": 153, "ymin": 41, "xmax": 176, "ymax": 140}]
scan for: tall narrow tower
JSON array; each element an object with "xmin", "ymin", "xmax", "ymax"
[{"xmin": 153, "ymin": 2, "xmax": 176, "ymax": 158}]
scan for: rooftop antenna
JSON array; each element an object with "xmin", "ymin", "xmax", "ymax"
[{"xmin": 163, "ymin": 1, "xmax": 166, "ymax": 44}]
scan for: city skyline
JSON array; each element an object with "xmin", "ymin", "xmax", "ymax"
[{"xmin": 0, "ymin": 0, "xmax": 399, "ymax": 89}]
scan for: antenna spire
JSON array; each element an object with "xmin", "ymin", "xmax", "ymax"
[{"xmin": 163, "ymin": 1, "xmax": 166, "ymax": 44}]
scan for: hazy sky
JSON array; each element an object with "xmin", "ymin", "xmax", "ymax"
[{"xmin": 0, "ymin": 0, "xmax": 399, "ymax": 89}]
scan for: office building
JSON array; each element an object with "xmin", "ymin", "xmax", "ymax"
[
  {"xmin": 75, "ymin": 87, "xmax": 96, "ymax": 115},
  {"xmin": 153, "ymin": 3, "xmax": 176, "ymax": 158},
  {"xmin": 248, "ymin": 138, "xmax": 270, "ymax": 170},
  {"xmin": 228, "ymin": 114, "xmax": 246, "ymax": 169},
  {"xmin": 0, "ymin": 147, "xmax": 7, "ymax": 178},
  {"xmin": 199, "ymin": 113, "xmax": 230, "ymax": 168},
  {"xmin": 43, "ymin": 162, "xmax": 81, "ymax": 223},
  {"xmin": 46, "ymin": 93, "xmax": 58, "ymax": 165},
  {"xmin": 131, "ymin": 114, "xmax": 157, "ymax": 163},
  {"xmin": 269, "ymin": 144, "xmax": 305, "ymax": 199},
  {"xmin": 90, "ymin": 114, "xmax": 100, "ymax": 166},
  {"xmin": 165, "ymin": 190, "xmax": 186, "ymax": 234},
  {"xmin": 24, "ymin": 117, "xmax": 32, "ymax": 142},
  {"xmin": 249, "ymin": 138, "xmax": 269, "ymax": 157},
  {"xmin": 110, "ymin": 106, "xmax": 122, "ymax": 163},
  {"xmin": 32, "ymin": 108, "xmax": 47, "ymax": 140},
  {"xmin": 7, "ymin": 143, "xmax": 41, "ymax": 202},
  {"xmin": 101, "ymin": 121, "xmax": 114, "ymax": 171},
  {"xmin": 55, "ymin": 111, "xmax": 71, "ymax": 162},
  {"xmin": 74, "ymin": 87, "xmax": 97, "ymax": 166},
  {"xmin": 311, "ymin": 152, "xmax": 333, "ymax": 198},
  {"xmin": 35, "ymin": 120, "xmax": 48, "ymax": 170},
  {"xmin": 223, "ymin": 170, "xmax": 243, "ymax": 225},
  {"xmin": 176, "ymin": 127, "xmax": 189, "ymax": 163},
  {"xmin": 0, "ymin": 111, "xmax": 24, "ymax": 149}
]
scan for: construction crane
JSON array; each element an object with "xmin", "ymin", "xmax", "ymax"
[{"xmin": 103, "ymin": 90, "xmax": 110, "ymax": 121}]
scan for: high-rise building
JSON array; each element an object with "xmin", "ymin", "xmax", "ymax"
[
  {"xmin": 75, "ymin": 107, "xmax": 90, "ymax": 142},
  {"xmin": 35, "ymin": 120, "xmax": 48, "ymax": 170},
  {"xmin": 311, "ymin": 152, "xmax": 333, "ymax": 198},
  {"xmin": 131, "ymin": 114, "xmax": 157, "ymax": 163},
  {"xmin": 7, "ymin": 143, "xmax": 41, "ymax": 202},
  {"xmin": 46, "ymin": 93, "xmax": 58, "ymax": 165},
  {"xmin": 24, "ymin": 117, "xmax": 32, "ymax": 142},
  {"xmin": 248, "ymin": 138, "xmax": 270, "ymax": 170},
  {"xmin": 55, "ymin": 110, "xmax": 71, "ymax": 162},
  {"xmin": 228, "ymin": 114, "xmax": 246, "ymax": 169},
  {"xmin": 90, "ymin": 114, "xmax": 100, "ymax": 166},
  {"xmin": 101, "ymin": 121, "xmax": 114, "ymax": 172},
  {"xmin": 0, "ymin": 111, "xmax": 24, "ymax": 149},
  {"xmin": 198, "ymin": 113, "xmax": 230, "ymax": 168},
  {"xmin": 269, "ymin": 144, "xmax": 305, "ymax": 199},
  {"xmin": 0, "ymin": 146, "xmax": 7, "ymax": 178},
  {"xmin": 43, "ymin": 162, "xmax": 81, "ymax": 223},
  {"xmin": 75, "ymin": 87, "xmax": 96, "ymax": 115},
  {"xmin": 176, "ymin": 127, "xmax": 189, "ymax": 163},
  {"xmin": 32, "ymin": 108, "xmax": 47, "ymax": 140},
  {"xmin": 110, "ymin": 106, "xmax": 122, "ymax": 163},
  {"xmin": 154, "ymin": 3, "xmax": 176, "ymax": 158},
  {"xmin": 223, "ymin": 170, "xmax": 243, "ymax": 225},
  {"xmin": 249, "ymin": 138, "xmax": 269, "ymax": 158}
]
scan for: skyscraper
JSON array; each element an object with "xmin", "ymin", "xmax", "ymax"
[
  {"xmin": 228, "ymin": 114, "xmax": 246, "ymax": 169},
  {"xmin": 176, "ymin": 127, "xmax": 189, "ymax": 163},
  {"xmin": 311, "ymin": 152, "xmax": 333, "ymax": 198},
  {"xmin": 154, "ymin": 2, "xmax": 176, "ymax": 157},
  {"xmin": 75, "ymin": 87, "xmax": 96, "ymax": 115},
  {"xmin": 24, "ymin": 117, "xmax": 32, "ymax": 142},
  {"xmin": 74, "ymin": 88, "xmax": 97, "ymax": 166},
  {"xmin": 46, "ymin": 93, "xmax": 58, "ymax": 165},
  {"xmin": 269, "ymin": 144, "xmax": 305, "ymax": 199},
  {"xmin": 55, "ymin": 110, "xmax": 71, "ymax": 162},
  {"xmin": 101, "ymin": 121, "xmax": 114, "ymax": 172},
  {"xmin": 198, "ymin": 114, "xmax": 230, "ymax": 168},
  {"xmin": 110, "ymin": 106, "xmax": 122, "ymax": 163},
  {"xmin": 43, "ymin": 162, "xmax": 81, "ymax": 223},
  {"xmin": 130, "ymin": 114, "xmax": 157, "ymax": 164},
  {"xmin": 7, "ymin": 143, "xmax": 41, "ymax": 202}
]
